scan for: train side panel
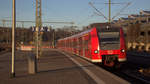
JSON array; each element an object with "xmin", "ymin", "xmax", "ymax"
[{"xmin": 82, "ymin": 32, "xmax": 92, "ymax": 61}]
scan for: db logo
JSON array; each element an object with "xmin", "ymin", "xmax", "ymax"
[{"xmin": 107, "ymin": 50, "xmax": 113, "ymax": 54}]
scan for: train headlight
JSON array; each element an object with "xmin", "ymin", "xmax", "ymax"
[
  {"xmin": 94, "ymin": 50, "xmax": 99, "ymax": 54},
  {"xmin": 121, "ymin": 49, "xmax": 125, "ymax": 53}
]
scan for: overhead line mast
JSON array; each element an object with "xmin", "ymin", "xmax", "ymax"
[
  {"xmin": 35, "ymin": 0, "xmax": 42, "ymax": 59},
  {"xmin": 109, "ymin": 0, "xmax": 111, "ymax": 23},
  {"xmin": 36, "ymin": 0, "xmax": 42, "ymax": 28},
  {"xmin": 89, "ymin": 0, "xmax": 131, "ymax": 24}
]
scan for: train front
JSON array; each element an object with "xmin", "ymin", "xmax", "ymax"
[{"xmin": 97, "ymin": 27, "xmax": 126, "ymax": 67}]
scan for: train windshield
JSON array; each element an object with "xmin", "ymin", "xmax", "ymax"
[{"xmin": 97, "ymin": 28, "xmax": 120, "ymax": 50}]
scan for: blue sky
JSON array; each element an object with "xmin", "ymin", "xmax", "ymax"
[{"xmin": 0, "ymin": 0, "xmax": 150, "ymax": 28}]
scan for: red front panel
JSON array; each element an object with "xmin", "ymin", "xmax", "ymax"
[
  {"xmin": 90, "ymin": 28, "xmax": 101, "ymax": 62},
  {"xmin": 98, "ymin": 28, "xmax": 126, "ymax": 62},
  {"xmin": 90, "ymin": 27, "xmax": 126, "ymax": 62},
  {"xmin": 119, "ymin": 28, "xmax": 126, "ymax": 61}
]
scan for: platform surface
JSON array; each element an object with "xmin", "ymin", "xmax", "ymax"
[{"xmin": 0, "ymin": 49, "xmax": 129, "ymax": 84}]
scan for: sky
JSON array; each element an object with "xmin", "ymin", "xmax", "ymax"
[{"xmin": 0, "ymin": 0, "xmax": 150, "ymax": 29}]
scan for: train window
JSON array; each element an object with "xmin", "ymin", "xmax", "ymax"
[
  {"xmin": 71, "ymin": 40, "xmax": 72, "ymax": 48},
  {"xmin": 83, "ymin": 33, "xmax": 91, "ymax": 50},
  {"xmin": 84, "ymin": 39, "xmax": 88, "ymax": 49},
  {"xmin": 148, "ymin": 31, "xmax": 150, "ymax": 36},
  {"xmin": 84, "ymin": 35, "xmax": 88, "ymax": 40},
  {"xmin": 73, "ymin": 39, "xmax": 77, "ymax": 48},
  {"xmin": 70, "ymin": 40, "xmax": 72, "ymax": 48},
  {"xmin": 89, "ymin": 34, "xmax": 91, "ymax": 44},
  {"xmin": 73, "ymin": 41, "xmax": 74, "ymax": 48},
  {"xmin": 68, "ymin": 40, "xmax": 70, "ymax": 47},
  {"xmin": 69, "ymin": 40, "xmax": 71, "ymax": 48},
  {"xmin": 99, "ymin": 32, "xmax": 120, "ymax": 41},
  {"xmin": 140, "ymin": 32, "xmax": 145, "ymax": 36},
  {"xmin": 69, "ymin": 40, "xmax": 70, "ymax": 47},
  {"xmin": 79, "ymin": 37, "xmax": 83, "ymax": 49},
  {"xmin": 97, "ymin": 28, "xmax": 120, "ymax": 50}
]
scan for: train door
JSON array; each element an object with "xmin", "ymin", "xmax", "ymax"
[
  {"xmin": 68, "ymin": 39, "xmax": 70, "ymax": 51},
  {"xmin": 83, "ymin": 33, "xmax": 91, "ymax": 59},
  {"xmin": 83, "ymin": 34, "xmax": 88, "ymax": 58},
  {"xmin": 71, "ymin": 39, "xmax": 73, "ymax": 53},
  {"xmin": 77, "ymin": 38, "xmax": 79, "ymax": 55},
  {"xmin": 86, "ymin": 34, "xmax": 91, "ymax": 59},
  {"xmin": 88, "ymin": 34, "xmax": 91, "ymax": 59},
  {"xmin": 78, "ymin": 37, "xmax": 83, "ymax": 56},
  {"xmin": 83, "ymin": 36, "xmax": 85, "ymax": 57},
  {"xmin": 73, "ymin": 38, "xmax": 76, "ymax": 54}
]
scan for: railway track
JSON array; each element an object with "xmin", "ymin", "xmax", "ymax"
[
  {"xmin": 98, "ymin": 64, "xmax": 150, "ymax": 84},
  {"xmin": 127, "ymin": 51, "xmax": 150, "ymax": 58},
  {"xmin": 0, "ymin": 43, "xmax": 12, "ymax": 55},
  {"xmin": 120, "ymin": 57, "xmax": 150, "ymax": 84},
  {"xmin": 99, "ymin": 59, "xmax": 150, "ymax": 84},
  {"xmin": 121, "ymin": 70, "xmax": 150, "ymax": 84},
  {"xmin": 0, "ymin": 49, "xmax": 10, "ymax": 55},
  {"xmin": 67, "ymin": 50, "xmax": 150, "ymax": 84},
  {"xmin": 0, "ymin": 47, "xmax": 11, "ymax": 55}
]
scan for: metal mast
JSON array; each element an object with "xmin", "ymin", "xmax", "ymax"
[
  {"xmin": 36, "ymin": 0, "xmax": 42, "ymax": 27},
  {"xmin": 11, "ymin": 0, "xmax": 16, "ymax": 78},
  {"xmin": 35, "ymin": 0, "xmax": 42, "ymax": 59},
  {"xmin": 89, "ymin": 0, "xmax": 131, "ymax": 24},
  {"xmin": 109, "ymin": 0, "xmax": 111, "ymax": 23}
]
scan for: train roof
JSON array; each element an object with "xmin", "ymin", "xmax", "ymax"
[
  {"xmin": 58, "ymin": 28, "xmax": 94, "ymax": 41},
  {"xmin": 58, "ymin": 26, "xmax": 121, "ymax": 41},
  {"xmin": 96, "ymin": 26, "xmax": 121, "ymax": 32}
]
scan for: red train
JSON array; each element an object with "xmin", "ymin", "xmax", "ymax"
[{"xmin": 57, "ymin": 26, "xmax": 126, "ymax": 67}]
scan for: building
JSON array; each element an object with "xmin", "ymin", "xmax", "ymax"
[
  {"xmin": 114, "ymin": 10, "xmax": 150, "ymax": 27},
  {"xmin": 112, "ymin": 10, "xmax": 150, "ymax": 52}
]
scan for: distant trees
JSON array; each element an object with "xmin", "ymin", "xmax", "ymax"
[{"xmin": 0, "ymin": 26, "xmax": 81, "ymax": 46}]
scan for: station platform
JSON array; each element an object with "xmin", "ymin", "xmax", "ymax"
[{"xmin": 0, "ymin": 49, "xmax": 130, "ymax": 84}]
